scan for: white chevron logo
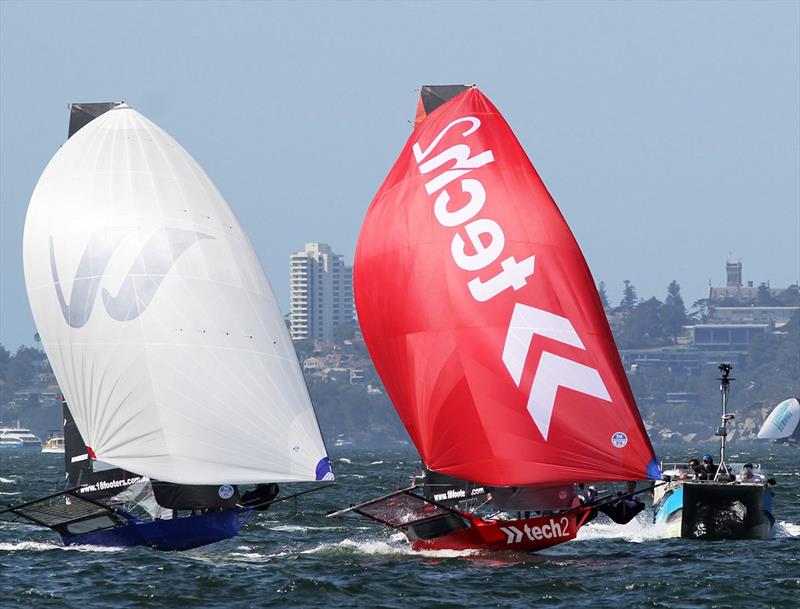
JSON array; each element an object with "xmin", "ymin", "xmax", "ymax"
[
  {"xmin": 502, "ymin": 304, "xmax": 611, "ymax": 440},
  {"xmin": 500, "ymin": 525, "xmax": 523, "ymax": 544}
]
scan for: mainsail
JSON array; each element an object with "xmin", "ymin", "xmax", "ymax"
[
  {"xmin": 354, "ymin": 86, "xmax": 658, "ymax": 487},
  {"xmin": 24, "ymin": 104, "xmax": 332, "ymax": 485}
]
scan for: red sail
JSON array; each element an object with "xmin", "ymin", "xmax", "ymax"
[{"xmin": 354, "ymin": 88, "xmax": 659, "ymax": 487}]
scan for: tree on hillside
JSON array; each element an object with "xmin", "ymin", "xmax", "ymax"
[
  {"xmin": 757, "ymin": 283, "xmax": 778, "ymax": 306},
  {"xmin": 776, "ymin": 284, "xmax": 800, "ymax": 307},
  {"xmin": 6, "ymin": 346, "xmax": 46, "ymax": 389},
  {"xmin": 690, "ymin": 298, "xmax": 711, "ymax": 322},
  {"xmin": 619, "ymin": 280, "xmax": 638, "ymax": 312},
  {"xmin": 292, "ymin": 338, "xmax": 316, "ymax": 361},
  {"xmin": 663, "ymin": 280, "xmax": 688, "ymax": 343},
  {"xmin": 597, "ymin": 281, "xmax": 610, "ymax": 309},
  {"xmin": 618, "ymin": 297, "xmax": 665, "ymax": 348},
  {"xmin": 0, "ymin": 344, "xmax": 9, "ymax": 380},
  {"xmin": 333, "ymin": 321, "xmax": 357, "ymax": 342}
]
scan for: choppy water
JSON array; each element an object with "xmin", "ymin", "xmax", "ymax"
[{"xmin": 1, "ymin": 445, "xmax": 798, "ymax": 608}]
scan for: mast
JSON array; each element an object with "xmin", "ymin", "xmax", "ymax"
[{"xmin": 714, "ymin": 363, "xmax": 735, "ymax": 480}]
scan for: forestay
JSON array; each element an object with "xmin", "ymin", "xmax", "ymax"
[
  {"xmin": 24, "ymin": 105, "xmax": 331, "ymax": 484},
  {"xmin": 354, "ymin": 87, "xmax": 658, "ymax": 487}
]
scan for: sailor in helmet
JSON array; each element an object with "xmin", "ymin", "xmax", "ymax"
[{"xmin": 577, "ymin": 483, "xmax": 598, "ymax": 505}]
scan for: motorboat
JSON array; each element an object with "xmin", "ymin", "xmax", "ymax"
[
  {"xmin": 41, "ymin": 433, "xmax": 65, "ymax": 454},
  {"xmin": 652, "ymin": 364, "xmax": 776, "ymax": 540}
]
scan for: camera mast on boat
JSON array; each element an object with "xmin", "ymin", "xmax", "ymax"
[{"xmin": 715, "ymin": 363, "xmax": 736, "ymax": 481}]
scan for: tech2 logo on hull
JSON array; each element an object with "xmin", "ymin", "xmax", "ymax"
[
  {"xmin": 499, "ymin": 517, "xmax": 571, "ymax": 545},
  {"xmin": 49, "ymin": 227, "xmax": 214, "ymax": 328}
]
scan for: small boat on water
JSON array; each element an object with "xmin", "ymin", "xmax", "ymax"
[
  {"xmin": 330, "ymin": 85, "xmax": 660, "ymax": 552},
  {"xmin": 653, "ymin": 364, "xmax": 776, "ymax": 540},
  {"xmin": 0, "ymin": 426, "xmax": 42, "ymax": 451},
  {"xmin": 41, "ymin": 432, "xmax": 65, "ymax": 454},
  {"xmin": 1, "ymin": 101, "xmax": 333, "ymax": 551}
]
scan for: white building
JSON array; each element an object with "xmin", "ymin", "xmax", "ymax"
[{"xmin": 289, "ymin": 243, "xmax": 354, "ymax": 341}]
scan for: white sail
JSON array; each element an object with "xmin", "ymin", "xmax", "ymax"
[
  {"xmin": 757, "ymin": 398, "xmax": 800, "ymax": 440},
  {"xmin": 23, "ymin": 105, "xmax": 332, "ymax": 484}
]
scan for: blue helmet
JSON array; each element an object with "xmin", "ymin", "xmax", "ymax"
[{"xmin": 702, "ymin": 454, "xmax": 713, "ymax": 463}]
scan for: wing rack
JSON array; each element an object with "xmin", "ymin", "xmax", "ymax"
[
  {"xmin": 0, "ymin": 488, "xmax": 129, "ymax": 536},
  {"xmin": 327, "ymin": 485, "xmax": 469, "ymax": 529}
]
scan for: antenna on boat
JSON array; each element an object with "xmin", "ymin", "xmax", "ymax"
[{"xmin": 715, "ymin": 363, "xmax": 735, "ymax": 480}]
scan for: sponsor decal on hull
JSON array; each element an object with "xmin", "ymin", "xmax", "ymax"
[{"xmin": 499, "ymin": 516, "xmax": 571, "ymax": 545}]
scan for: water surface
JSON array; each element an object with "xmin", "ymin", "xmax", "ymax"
[{"xmin": 1, "ymin": 445, "xmax": 798, "ymax": 608}]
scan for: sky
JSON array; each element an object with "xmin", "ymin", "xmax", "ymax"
[{"xmin": 1, "ymin": 0, "xmax": 798, "ymax": 350}]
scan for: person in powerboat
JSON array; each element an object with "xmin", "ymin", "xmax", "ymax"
[
  {"xmin": 679, "ymin": 458, "xmax": 701, "ymax": 479},
  {"xmin": 738, "ymin": 463, "xmax": 764, "ymax": 483},
  {"xmin": 696, "ymin": 455, "xmax": 717, "ymax": 479}
]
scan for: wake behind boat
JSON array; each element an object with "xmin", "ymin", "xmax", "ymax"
[
  {"xmin": 329, "ymin": 85, "xmax": 660, "ymax": 552},
  {"xmin": 1, "ymin": 101, "xmax": 333, "ymax": 551},
  {"xmin": 653, "ymin": 364, "xmax": 776, "ymax": 540}
]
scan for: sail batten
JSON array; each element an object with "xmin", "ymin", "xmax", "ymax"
[
  {"xmin": 25, "ymin": 106, "xmax": 330, "ymax": 485},
  {"xmin": 355, "ymin": 88, "xmax": 657, "ymax": 486}
]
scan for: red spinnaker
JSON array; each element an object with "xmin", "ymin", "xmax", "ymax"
[{"xmin": 354, "ymin": 88, "xmax": 659, "ymax": 487}]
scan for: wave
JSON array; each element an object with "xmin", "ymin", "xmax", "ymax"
[
  {"xmin": 0, "ymin": 541, "xmax": 123, "ymax": 553},
  {"xmin": 302, "ymin": 534, "xmax": 479, "ymax": 559},
  {"xmin": 575, "ymin": 515, "xmax": 669, "ymax": 543},
  {"xmin": 0, "ymin": 491, "xmax": 20, "ymax": 495},
  {"xmin": 228, "ymin": 551, "xmax": 267, "ymax": 561},
  {"xmin": 267, "ymin": 524, "xmax": 343, "ymax": 533},
  {"xmin": 577, "ymin": 515, "xmax": 799, "ymax": 541},
  {"xmin": 775, "ymin": 521, "xmax": 800, "ymax": 538},
  {"xmin": 369, "ymin": 461, "xmax": 384, "ymax": 465},
  {"xmin": 0, "ymin": 477, "xmax": 16, "ymax": 484}
]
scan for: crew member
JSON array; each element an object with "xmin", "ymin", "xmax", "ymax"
[
  {"xmin": 680, "ymin": 458, "xmax": 701, "ymax": 479},
  {"xmin": 241, "ymin": 483, "xmax": 280, "ymax": 510},
  {"xmin": 696, "ymin": 455, "xmax": 718, "ymax": 479},
  {"xmin": 577, "ymin": 483, "xmax": 598, "ymax": 505},
  {"xmin": 738, "ymin": 463, "xmax": 763, "ymax": 482}
]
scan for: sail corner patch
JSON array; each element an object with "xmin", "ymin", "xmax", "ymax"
[
  {"xmin": 611, "ymin": 432, "xmax": 628, "ymax": 448},
  {"xmin": 315, "ymin": 457, "xmax": 334, "ymax": 481}
]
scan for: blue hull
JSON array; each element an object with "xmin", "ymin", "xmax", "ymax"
[{"xmin": 61, "ymin": 508, "xmax": 254, "ymax": 551}]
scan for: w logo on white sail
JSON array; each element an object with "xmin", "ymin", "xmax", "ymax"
[
  {"xmin": 50, "ymin": 227, "xmax": 213, "ymax": 328},
  {"xmin": 502, "ymin": 304, "xmax": 611, "ymax": 440}
]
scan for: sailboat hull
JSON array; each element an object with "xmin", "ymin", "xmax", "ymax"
[
  {"xmin": 654, "ymin": 482, "xmax": 774, "ymax": 540},
  {"xmin": 408, "ymin": 509, "xmax": 591, "ymax": 553},
  {"xmin": 61, "ymin": 507, "xmax": 254, "ymax": 551}
]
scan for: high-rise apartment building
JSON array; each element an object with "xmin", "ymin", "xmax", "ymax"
[{"xmin": 289, "ymin": 243, "xmax": 354, "ymax": 341}]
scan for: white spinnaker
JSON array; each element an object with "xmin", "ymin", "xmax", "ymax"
[
  {"xmin": 23, "ymin": 105, "xmax": 330, "ymax": 484},
  {"xmin": 757, "ymin": 398, "xmax": 800, "ymax": 440}
]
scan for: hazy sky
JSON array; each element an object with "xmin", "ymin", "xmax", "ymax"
[{"xmin": 1, "ymin": 1, "xmax": 798, "ymax": 350}]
